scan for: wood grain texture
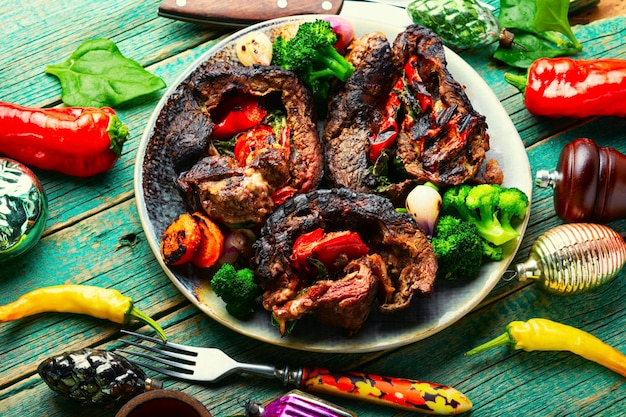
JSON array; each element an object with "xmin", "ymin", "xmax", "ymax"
[{"xmin": 1, "ymin": 0, "xmax": 625, "ymax": 416}]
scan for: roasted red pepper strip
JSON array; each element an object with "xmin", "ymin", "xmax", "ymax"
[
  {"xmin": 404, "ymin": 55, "xmax": 432, "ymax": 116},
  {"xmin": 0, "ymin": 102, "xmax": 128, "ymax": 177},
  {"xmin": 211, "ymin": 94, "xmax": 267, "ymax": 140},
  {"xmin": 369, "ymin": 78, "xmax": 401, "ymax": 162},
  {"xmin": 291, "ymin": 228, "xmax": 369, "ymax": 273},
  {"xmin": 369, "ymin": 55, "xmax": 429, "ymax": 162},
  {"xmin": 505, "ymin": 57, "xmax": 626, "ymax": 118},
  {"xmin": 233, "ymin": 124, "xmax": 290, "ymax": 167}
]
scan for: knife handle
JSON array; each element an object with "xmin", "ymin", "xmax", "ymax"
[
  {"xmin": 298, "ymin": 367, "xmax": 472, "ymax": 415},
  {"xmin": 159, "ymin": 0, "xmax": 344, "ymax": 25}
]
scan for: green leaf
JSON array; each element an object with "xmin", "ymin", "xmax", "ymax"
[
  {"xmin": 493, "ymin": 30, "xmax": 580, "ymax": 68},
  {"xmin": 534, "ymin": 0, "xmax": 583, "ymax": 49},
  {"xmin": 45, "ymin": 38, "xmax": 166, "ymax": 108},
  {"xmin": 498, "ymin": 0, "xmax": 537, "ymax": 33}
]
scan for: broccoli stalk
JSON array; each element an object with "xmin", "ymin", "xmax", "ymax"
[
  {"xmin": 272, "ymin": 20, "xmax": 355, "ymax": 106},
  {"xmin": 211, "ymin": 264, "xmax": 260, "ymax": 320},
  {"xmin": 442, "ymin": 184, "xmax": 529, "ymax": 247}
]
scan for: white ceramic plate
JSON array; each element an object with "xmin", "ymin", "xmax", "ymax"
[{"xmin": 135, "ymin": 3, "xmax": 532, "ymax": 353}]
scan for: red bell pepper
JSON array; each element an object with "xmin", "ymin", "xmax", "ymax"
[
  {"xmin": 291, "ymin": 228, "xmax": 369, "ymax": 274},
  {"xmin": 505, "ymin": 57, "xmax": 626, "ymax": 118},
  {"xmin": 0, "ymin": 101, "xmax": 128, "ymax": 177},
  {"xmin": 233, "ymin": 124, "xmax": 290, "ymax": 167},
  {"xmin": 211, "ymin": 94, "xmax": 267, "ymax": 140},
  {"xmin": 369, "ymin": 56, "xmax": 427, "ymax": 162}
]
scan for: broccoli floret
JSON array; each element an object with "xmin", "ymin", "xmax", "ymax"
[
  {"xmin": 272, "ymin": 20, "xmax": 355, "ymax": 105},
  {"xmin": 211, "ymin": 264, "xmax": 260, "ymax": 320},
  {"xmin": 498, "ymin": 186, "xmax": 530, "ymax": 237},
  {"xmin": 431, "ymin": 215, "xmax": 485, "ymax": 281},
  {"xmin": 441, "ymin": 184, "xmax": 529, "ymax": 247}
]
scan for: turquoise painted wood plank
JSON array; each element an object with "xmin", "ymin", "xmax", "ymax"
[
  {"xmin": 2, "ymin": 276, "xmax": 624, "ymax": 416},
  {"xmin": 0, "ymin": 0, "xmax": 226, "ymax": 106},
  {"xmin": 459, "ymin": 16, "xmax": 626, "ymax": 148},
  {"xmin": 13, "ymin": 38, "xmax": 230, "ymax": 233}
]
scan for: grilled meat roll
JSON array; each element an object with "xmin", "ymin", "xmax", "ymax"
[
  {"xmin": 252, "ymin": 188, "xmax": 437, "ymax": 335},
  {"xmin": 323, "ymin": 32, "xmax": 396, "ymax": 193},
  {"xmin": 323, "ymin": 25, "xmax": 501, "ymax": 203},
  {"xmin": 164, "ymin": 61, "xmax": 322, "ymax": 226}
]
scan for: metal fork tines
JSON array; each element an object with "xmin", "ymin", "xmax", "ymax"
[{"xmin": 118, "ymin": 330, "xmax": 283, "ymax": 383}]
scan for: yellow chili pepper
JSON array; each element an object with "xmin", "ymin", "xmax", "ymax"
[
  {"xmin": 0, "ymin": 284, "xmax": 167, "ymax": 341},
  {"xmin": 466, "ymin": 318, "xmax": 626, "ymax": 377}
]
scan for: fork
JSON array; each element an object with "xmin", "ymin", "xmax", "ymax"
[{"xmin": 119, "ymin": 330, "xmax": 472, "ymax": 415}]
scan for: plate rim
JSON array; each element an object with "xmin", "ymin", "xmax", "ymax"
[{"xmin": 134, "ymin": 10, "xmax": 532, "ymax": 353}]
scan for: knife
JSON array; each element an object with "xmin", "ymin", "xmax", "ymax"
[
  {"xmin": 157, "ymin": 0, "xmax": 596, "ymax": 27},
  {"xmin": 157, "ymin": 0, "xmax": 408, "ymax": 27}
]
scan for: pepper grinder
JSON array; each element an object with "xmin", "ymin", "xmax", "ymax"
[{"xmin": 536, "ymin": 138, "xmax": 626, "ymax": 223}]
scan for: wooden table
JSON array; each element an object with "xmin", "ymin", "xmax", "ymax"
[{"xmin": 1, "ymin": 1, "xmax": 625, "ymax": 416}]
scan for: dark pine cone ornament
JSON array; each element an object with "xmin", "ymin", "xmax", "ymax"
[{"xmin": 38, "ymin": 348, "xmax": 162, "ymax": 407}]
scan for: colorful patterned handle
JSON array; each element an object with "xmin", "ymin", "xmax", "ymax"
[{"xmin": 299, "ymin": 367, "xmax": 472, "ymax": 415}]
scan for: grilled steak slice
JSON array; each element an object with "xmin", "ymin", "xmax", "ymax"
[
  {"xmin": 190, "ymin": 62, "xmax": 322, "ymax": 194},
  {"xmin": 177, "ymin": 152, "xmax": 289, "ymax": 225},
  {"xmin": 322, "ymin": 32, "xmax": 395, "ymax": 192},
  {"xmin": 272, "ymin": 254, "xmax": 382, "ymax": 336},
  {"xmin": 392, "ymin": 25, "xmax": 493, "ymax": 187},
  {"xmin": 252, "ymin": 188, "xmax": 437, "ymax": 335},
  {"xmin": 171, "ymin": 62, "xmax": 322, "ymax": 226},
  {"xmin": 323, "ymin": 25, "xmax": 501, "ymax": 203}
]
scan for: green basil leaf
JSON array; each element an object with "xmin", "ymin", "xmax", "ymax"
[
  {"xmin": 498, "ymin": 0, "xmax": 537, "ymax": 33},
  {"xmin": 493, "ymin": 30, "xmax": 579, "ymax": 68},
  {"xmin": 534, "ymin": 0, "xmax": 582, "ymax": 49},
  {"xmin": 45, "ymin": 38, "xmax": 166, "ymax": 108}
]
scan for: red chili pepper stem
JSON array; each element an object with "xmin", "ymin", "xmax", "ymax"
[{"xmin": 503, "ymin": 73, "xmax": 527, "ymax": 95}]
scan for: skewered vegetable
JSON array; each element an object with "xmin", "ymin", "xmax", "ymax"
[
  {"xmin": 291, "ymin": 228, "xmax": 369, "ymax": 276},
  {"xmin": 235, "ymin": 31, "xmax": 273, "ymax": 66},
  {"xmin": 466, "ymin": 318, "xmax": 626, "ymax": 377},
  {"xmin": 160, "ymin": 211, "xmax": 224, "ymax": 269},
  {"xmin": 0, "ymin": 284, "xmax": 167, "ymax": 341},
  {"xmin": 38, "ymin": 348, "xmax": 162, "ymax": 407}
]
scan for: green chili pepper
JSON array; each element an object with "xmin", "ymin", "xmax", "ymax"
[{"xmin": 466, "ymin": 318, "xmax": 626, "ymax": 377}]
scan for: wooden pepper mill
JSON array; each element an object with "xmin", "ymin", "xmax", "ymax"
[{"xmin": 535, "ymin": 138, "xmax": 626, "ymax": 223}]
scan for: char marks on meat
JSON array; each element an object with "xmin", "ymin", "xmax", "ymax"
[
  {"xmin": 252, "ymin": 188, "xmax": 437, "ymax": 335},
  {"xmin": 392, "ymin": 25, "xmax": 493, "ymax": 187},
  {"xmin": 167, "ymin": 62, "xmax": 322, "ymax": 226},
  {"xmin": 322, "ymin": 32, "xmax": 396, "ymax": 192},
  {"xmin": 323, "ymin": 25, "xmax": 502, "ymax": 203}
]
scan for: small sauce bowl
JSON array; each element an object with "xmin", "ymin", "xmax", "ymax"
[{"xmin": 115, "ymin": 389, "xmax": 213, "ymax": 417}]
